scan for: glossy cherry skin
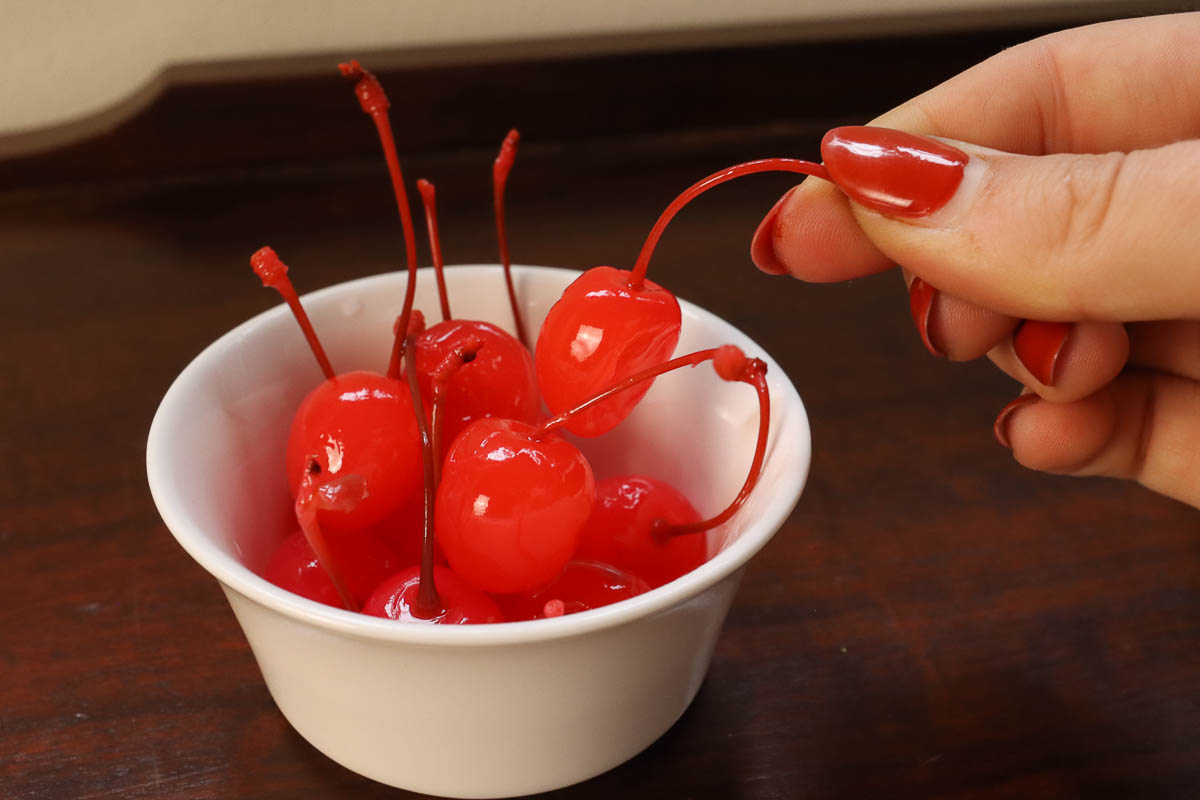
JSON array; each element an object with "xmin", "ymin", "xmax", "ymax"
[
  {"xmin": 436, "ymin": 418, "xmax": 595, "ymax": 594},
  {"xmin": 495, "ymin": 560, "xmax": 650, "ymax": 621},
  {"xmin": 535, "ymin": 266, "xmax": 681, "ymax": 437},
  {"xmin": 285, "ymin": 371, "xmax": 423, "ymax": 534},
  {"xmin": 264, "ymin": 528, "xmax": 402, "ymax": 608},
  {"xmin": 576, "ymin": 475, "xmax": 706, "ymax": 589},
  {"xmin": 363, "ymin": 565, "xmax": 503, "ymax": 624},
  {"xmin": 415, "ymin": 319, "xmax": 539, "ymax": 454}
]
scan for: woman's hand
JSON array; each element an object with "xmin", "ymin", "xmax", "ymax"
[{"xmin": 752, "ymin": 13, "xmax": 1200, "ymax": 509}]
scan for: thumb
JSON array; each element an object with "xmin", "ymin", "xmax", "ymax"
[{"xmin": 821, "ymin": 126, "xmax": 1200, "ymax": 321}]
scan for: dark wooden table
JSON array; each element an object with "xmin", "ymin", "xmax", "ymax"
[{"xmin": 4, "ymin": 20, "xmax": 1199, "ymax": 799}]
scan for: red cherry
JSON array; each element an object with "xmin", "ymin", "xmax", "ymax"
[
  {"xmin": 535, "ymin": 266, "xmax": 681, "ymax": 437},
  {"xmin": 495, "ymin": 560, "xmax": 650, "ymax": 621},
  {"xmin": 576, "ymin": 476, "xmax": 705, "ymax": 589},
  {"xmin": 416, "ymin": 319, "xmax": 539, "ymax": 454},
  {"xmin": 535, "ymin": 159, "xmax": 829, "ymax": 438},
  {"xmin": 436, "ymin": 418, "xmax": 595, "ymax": 594},
  {"xmin": 265, "ymin": 529, "xmax": 402, "ymax": 608},
  {"xmin": 265, "ymin": 530, "xmax": 343, "ymax": 607},
  {"xmin": 285, "ymin": 370, "xmax": 423, "ymax": 534},
  {"xmin": 364, "ymin": 565, "xmax": 503, "ymax": 624},
  {"xmin": 363, "ymin": 500, "xmax": 424, "ymax": 567}
]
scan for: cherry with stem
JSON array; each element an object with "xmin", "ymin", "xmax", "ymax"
[
  {"xmin": 493, "ymin": 129, "xmax": 527, "ymax": 347},
  {"xmin": 294, "ymin": 467, "xmax": 370, "ymax": 611},
  {"xmin": 538, "ymin": 343, "xmax": 770, "ymax": 537},
  {"xmin": 438, "ymin": 344, "xmax": 770, "ymax": 596},
  {"xmin": 339, "ymin": 60, "xmax": 420, "ymax": 377},
  {"xmin": 535, "ymin": 157, "xmax": 828, "ymax": 437},
  {"xmin": 251, "ymin": 246, "xmax": 335, "ymax": 380}
]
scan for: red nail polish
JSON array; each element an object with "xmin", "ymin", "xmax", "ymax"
[
  {"xmin": 993, "ymin": 393, "xmax": 1039, "ymax": 449},
  {"xmin": 750, "ymin": 187, "xmax": 797, "ymax": 275},
  {"xmin": 1013, "ymin": 320, "xmax": 1071, "ymax": 386},
  {"xmin": 821, "ymin": 126, "xmax": 967, "ymax": 217},
  {"xmin": 908, "ymin": 277, "xmax": 944, "ymax": 357}
]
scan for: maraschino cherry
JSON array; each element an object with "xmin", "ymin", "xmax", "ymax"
[
  {"xmin": 562, "ymin": 346, "xmax": 771, "ymax": 589},
  {"xmin": 436, "ymin": 343, "xmax": 769, "ymax": 597},
  {"xmin": 535, "ymin": 159, "xmax": 828, "ymax": 437},
  {"xmin": 412, "ymin": 177, "xmax": 539, "ymax": 454},
  {"xmin": 496, "ymin": 560, "xmax": 650, "ymax": 621},
  {"xmin": 436, "ymin": 418, "xmax": 595, "ymax": 595},
  {"xmin": 575, "ymin": 476, "xmax": 704, "ymax": 589},
  {"xmin": 364, "ymin": 319, "xmax": 502, "ymax": 623},
  {"xmin": 266, "ymin": 527, "xmax": 402, "ymax": 610},
  {"xmin": 252, "ymin": 247, "xmax": 423, "ymax": 535}
]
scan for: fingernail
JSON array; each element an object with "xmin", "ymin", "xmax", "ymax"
[
  {"xmin": 993, "ymin": 393, "xmax": 1039, "ymax": 449},
  {"xmin": 1013, "ymin": 320, "xmax": 1071, "ymax": 386},
  {"xmin": 821, "ymin": 126, "xmax": 968, "ymax": 217},
  {"xmin": 908, "ymin": 277, "xmax": 944, "ymax": 357},
  {"xmin": 750, "ymin": 186, "xmax": 798, "ymax": 275}
]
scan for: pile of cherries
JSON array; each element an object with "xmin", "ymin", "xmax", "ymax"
[{"xmin": 257, "ymin": 62, "xmax": 829, "ymax": 624}]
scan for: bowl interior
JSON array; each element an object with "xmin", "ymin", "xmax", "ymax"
[{"xmin": 148, "ymin": 266, "xmax": 810, "ymax": 627}]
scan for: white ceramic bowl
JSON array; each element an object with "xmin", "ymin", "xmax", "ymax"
[{"xmin": 147, "ymin": 265, "xmax": 810, "ymax": 798}]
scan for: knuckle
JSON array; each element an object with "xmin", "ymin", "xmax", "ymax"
[{"xmin": 1054, "ymin": 151, "xmax": 1129, "ymax": 258}]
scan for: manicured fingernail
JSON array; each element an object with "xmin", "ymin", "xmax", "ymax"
[
  {"xmin": 908, "ymin": 277, "xmax": 944, "ymax": 357},
  {"xmin": 821, "ymin": 126, "xmax": 967, "ymax": 217},
  {"xmin": 993, "ymin": 393, "xmax": 1039, "ymax": 449},
  {"xmin": 750, "ymin": 186, "xmax": 798, "ymax": 275},
  {"xmin": 1013, "ymin": 320, "xmax": 1071, "ymax": 386}
]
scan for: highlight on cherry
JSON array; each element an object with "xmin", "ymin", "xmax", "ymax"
[{"xmin": 247, "ymin": 59, "xmax": 822, "ymax": 625}]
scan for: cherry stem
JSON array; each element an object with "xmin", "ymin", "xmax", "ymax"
[
  {"xmin": 417, "ymin": 179, "xmax": 451, "ymax": 321},
  {"xmin": 493, "ymin": 129, "xmax": 528, "ymax": 347},
  {"xmin": 534, "ymin": 347, "xmax": 722, "ymax": 438},
  {"xmin": 388, "ymin": 310, "xmax": 426, "ymax": 381},
  {"xmin": 429, "ymin": 336, "xmax": 484, "ymax": 485},
  {"xmin": 654, "ymin": 358, "xmax": 770, "ymax": 538},
  {"xmin": 250, "ymin": 247, "xmax": 335, "ymax": 381},
  {"xmin": 403, "ymin": 330, "xmax": 442, "ymax": 619},
  {"xmin": 339, "ymin": 61, "xmax": 420, "ymax": 377},
  {"xmin": 628, "ymin": 158, "xmax": 831, "ymax": 289},
  {"xmin": 294, "ymin": 469, "xmax": 361, "ymax": 612}
]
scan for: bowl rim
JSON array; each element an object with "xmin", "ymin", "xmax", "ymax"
[{"xmin": 147, "ymin": 264, "xmax": 810, "ymax": 647}]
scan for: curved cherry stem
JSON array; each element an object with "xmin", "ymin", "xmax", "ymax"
[
  {"xmin": 493, "ymin": 129, "xmax": 528, "ymax": 347},
  {"xmin": 535, "ymin": 347, "xmax": 721, "ymax": 438},
  {"xmin": 628, "ymin": 158, "xmax": 831, "ymax": 290},
  {"xmin": 339, "ymin": 61, "xmax": 420, "ymax": 377},
  {"xmin": 250, "ymin": 247, "xmax": 335, "ymax": 380},
  {"xmin": 402, "ymin": 330, "xmax": 442, "ymax": 619},
  {"xmin": 654, "ymin": 357, "xmax": 770, "ymax": 538},
  {"xmin": 417, "ymin": 179, "xmax": 451, "ymax": 321},
  {"xmin": 428, "ymin": 336, "xmax": 484, "ymax": 485},
  {"xmin": 294, "ymin": 467, "xmax": 363, "ymax": 611}
]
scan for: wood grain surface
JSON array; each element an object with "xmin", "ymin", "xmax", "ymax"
[{"xmin": 3, "ymin": 20, "xmax": 1198, "ymax": 799}]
